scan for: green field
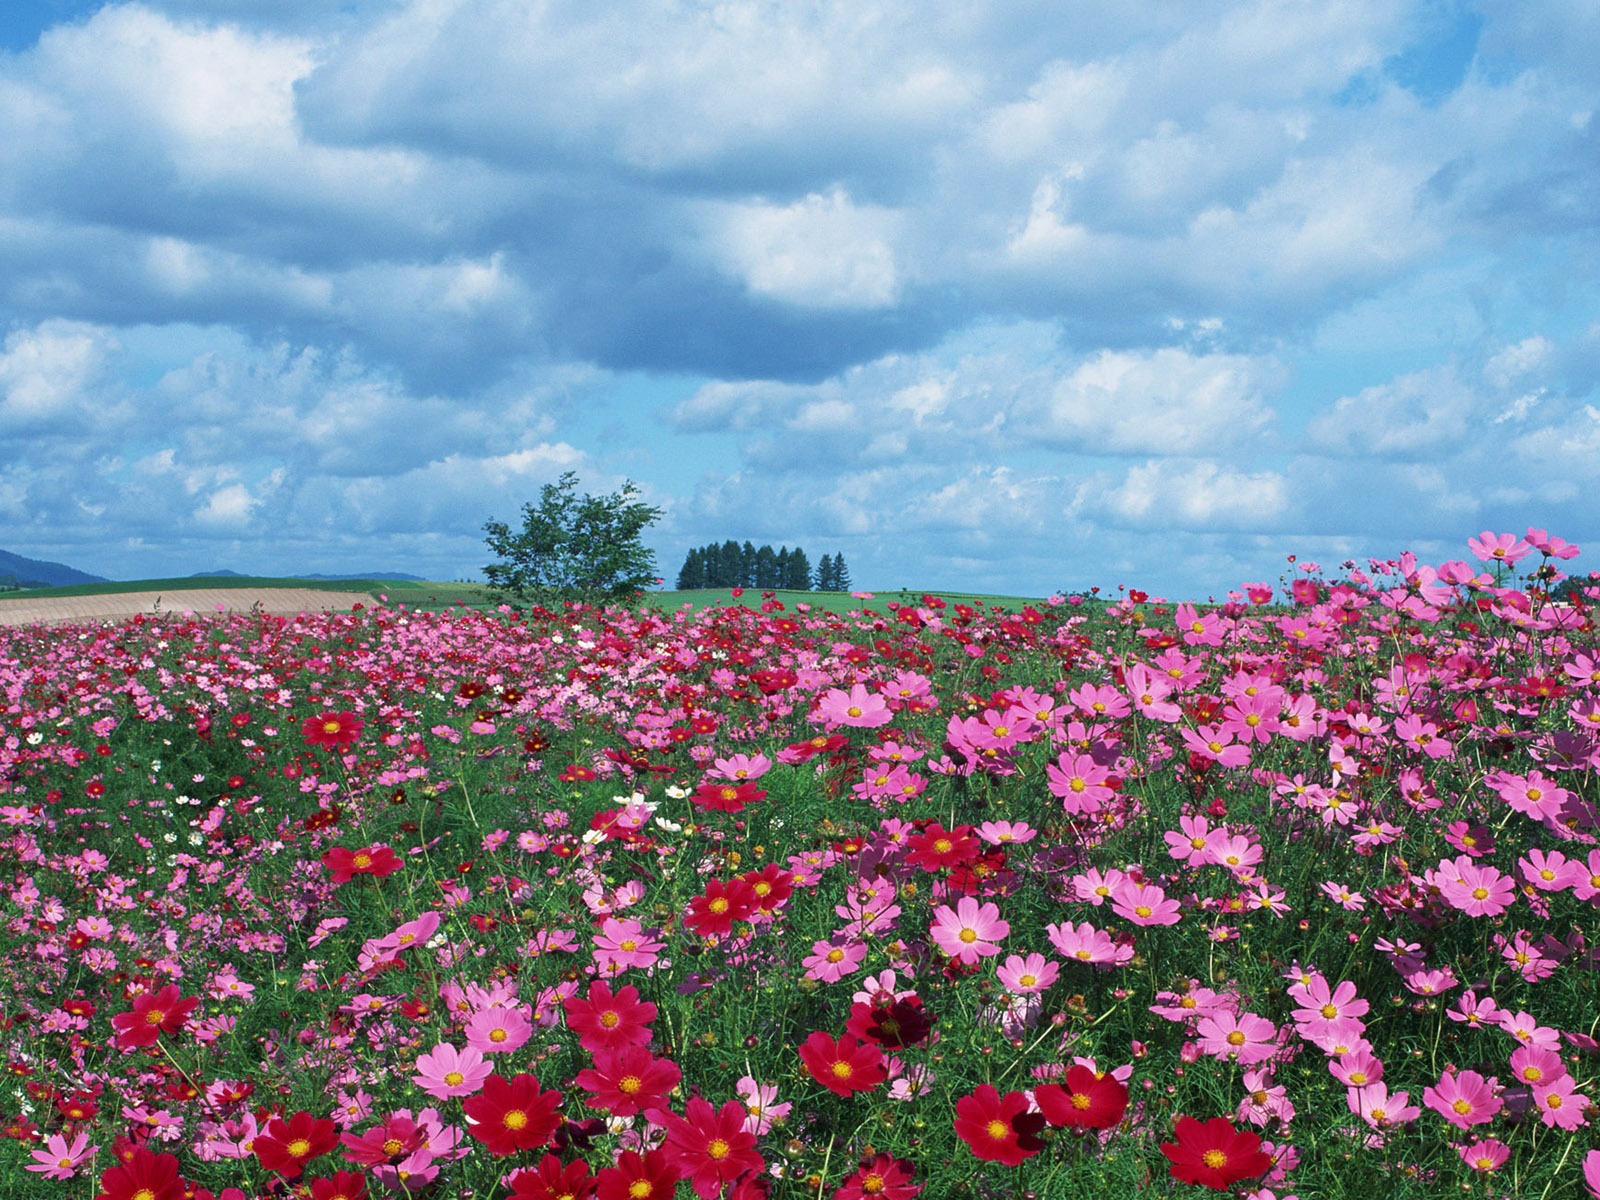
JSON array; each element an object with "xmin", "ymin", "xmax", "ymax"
[{"xmin": 0, "ymin": 578, "xmax": 1055, "ymax": 615}]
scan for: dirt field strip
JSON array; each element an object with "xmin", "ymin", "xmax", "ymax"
[{"xmin": 0, "ymin": 588, "xmax": 379, "ymax": 628}]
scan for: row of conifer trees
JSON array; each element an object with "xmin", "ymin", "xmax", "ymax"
[{"xmin": 676, "ymin": 541, "xmax": 852, "ymax": 591}]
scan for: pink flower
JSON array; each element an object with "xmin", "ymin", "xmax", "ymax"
[
  {"xmin": 815, "ymin": 684, "xmax": 892, "ymax": 729},
  {"xmin": 1467, "ymin": 531, "xmax": 1532, "ymax": 564},
  {"xmin": 592, "ymin": 916, "xmax": 664, "ymax": 975},
  {"xmin": 26, "ymin": 1129, "xmax": 96, "ymax": 1179},
  {"xmin": 463, "ymin": 1005, "xmax": 533, "ymax": 1054},
  {"xmin": 996, "ymin": 953, "xmax": 1059, "ymax": 996},
  {"xmin": 1458, "ymin": 1139, "xmax": 1510, "ymax": 1174},
  {"xmin": 1045, "ymin": 752, "xmax": 1114, "ymax": 814},
  {"xmin": 1110, "ymin": 879, "xmax": 1182, "ymax": 927},
  {"xmin": 1195, "ymin": 1012, "xmax": 1280, "ymax": 1065},
  {"xmin": 1423, "ymin": 1069, "xmax": 1502, "ymax": 1131},
  {"xmin": 929, "ymin": 897, "xmax": 1008, "ymax": 965},
  {"xmin": 1532, "ymin": 1075, "xmax": 1590, "ymax": 1130},
  {"xmin": 1434, "ymin": 855, "xmax": 1516, "ymax": 917},
  {"xmin": 1583, "ymin": 1148, "xmax": 1600, "ymax": 1199},
  {"xmin": 1046, "ymin": 921, "xmax": 1133, "ymax": 968},
  {"xmin": 413, "ymin": 1042, "xmax": 493, "ymax": 1100},
  {"xmin": 1164, "ymin": 814, "xmax": 1214, "ymax": 866},
  {"xmin": 1348, "ymin": 1082, "xmax": 1420, "ymax": 1130},
  {"xmin": 1327, "ymin": 1050, "xmax": 1383, "ymax": 1090},
  {"xmin": 803, "ymin": 938, "xmax": 867, "ymax": 983}
]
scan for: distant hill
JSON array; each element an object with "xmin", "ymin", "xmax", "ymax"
[
  {"xmin": 191, "ymin": 570, "xmax": 427, "ymax": 582},
  {"xmin": 0, "ymin": 549, "xmax": 110, "ymax": 588}
]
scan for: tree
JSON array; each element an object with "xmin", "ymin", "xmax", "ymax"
[
  {"xmin": 483, "ymin": 472, "xmax": 661, "ymax": 608},
  {"xmin": 833, "ymin": 553, "xmax": 852, "ymax": 592},
  {"xmin": 815, "ymin": 553, "xmax": 835, "ymax": 591},
  {"xmin": 784, "ymin": 546, "xmax": 811, "ymax": 590},
  {"xmin": 676, "ymin": 546, "xmax": 707, "ymax": 591}
]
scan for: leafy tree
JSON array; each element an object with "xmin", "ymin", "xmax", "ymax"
[{"xmin": 483, "ymin": 472, "xmax": 661, "ymax": 608}]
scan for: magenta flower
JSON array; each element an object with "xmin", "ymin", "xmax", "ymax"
[
  {"xmin": 1583, "ymin": 1148, "xmax": 1600, "ymax": 1199},
  {"xmin": 1347, "ymin": 1082, "xmax": 1420, "ymax": 1130},
  {"xmin": 592, "ymin": 916, "xmax": 665, "ymax": 975},
  {"xmin": 413, "ymin": 1042, "xmax": 493, "ymax": 1100},
  {"xmin": 1532, "ymin": 1075, "xmax": 1590, "ymax": 1130},
  {"xmin": 929, "ymin": 897, "xmax": 1008, "ymax": 965},
  {"xmin": 802, "ymin": 938, "xmax": 867, "ymax": 983},
  {"xmin": 1423, "ymin": 1068, "xmax": 1502, "ymax": 1131},
  {"xmin": 1458, "ymin": 1139, "xmax": 1510, "ymax": 1174}
]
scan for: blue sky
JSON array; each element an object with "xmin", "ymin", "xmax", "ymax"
[{"xmin": 2, "ymin": 1, "xmax": 1597, "ymax": 598}]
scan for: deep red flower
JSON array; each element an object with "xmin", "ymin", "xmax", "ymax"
[
  {"xmin": 508, "ymin": 1153, "xmax": 596, "ymax": 1200},
  {"xmin": 1159, "ymin": 1115, "xmax": 1273, "ymax": 1191},
  {"xmin": 94, "ymin": 1144, "xmax": 182, "ymax": 1200},
  {"xmin": 462, "ymin": 1073, "xmax": 564, "ymax": 1157},
  {"xmin": 844, "ymin": 997, "xmax": 933, "ymax": 1048},
  {"xmin": 594, "ymin": 1148, "xmax": 682, "ymax": 1200},
  {"xmin": 574, "ymin": 1046, "xmax": 681, "ymax": 1117},
  {"xmin": 309, "ymin": 1170, "xmax": 369, "ymax": 1200},
  {"xmin": 254, "ymin": 1110, "xmax": 338, "ymax": 1178},
  {"xmin": 1033, "ymin": 1064, "xmax": 1129, "ymax": 1130},
  {"xmin": 563, "ymin": 981, "xmax": 657, "ymax": 1054},
  {"xmin": 302, "ymin": 710, "xmax": 363, "ymax": 749},
  {"xmin": 110, "ymin": 985, "xmax": 200, "ymax": 1050},
  {"xmin": 798, "ymin": 1032, "xmax": 886, "ymax": 1098},
  {"xmin": 683, "ymin": 877, "xmax": 757, "ymax": 938},
  {"xmin": 320, "ymin": 844, "xmax": 403, "ymax": 884},
  {"xmin": 658, "ymin": 1097, "xmax": 766, "ymax": 1200},
  {"xmin": 833, "ymin": 1153, "xmax": 922, "ymax": 1200},
  {"xmin": 953, "ymin": 1084, "xmax": 1047, "ymax": 1165}
]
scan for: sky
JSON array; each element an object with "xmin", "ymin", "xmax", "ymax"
[{"xmin": 2, "ymin": 0, "xmax": 1598, "ymax": 599}]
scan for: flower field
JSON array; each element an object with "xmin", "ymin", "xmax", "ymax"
[{"xmin": 1, "ymin": 531, "xmax": 1598, "ymax": 1199}]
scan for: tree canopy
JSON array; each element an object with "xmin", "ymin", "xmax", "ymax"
[{"xmin": 483, "ymin": 472, "xmax": 661, "ymax": 608}]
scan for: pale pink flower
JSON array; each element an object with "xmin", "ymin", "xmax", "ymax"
[
  {"xmin": 462, "ymin": 1004, "xmax": 533, "ymax": 1054},
  {"xmin": 996, "ymin": 953, "xmax": 1059, "ymax": 996},
  {"xmin": 1532, "ymin": 1075, "xmax": 1590, "ymax": 1130},
  {"xmin": 815, "ymin": 684, "xmax": 892, "ymax": 729},
  {"xmin": 1110, "ymin": 879, "xmax": 1182, "ymax": 926},
  {"xmin": 412, "ymin": 1042, "xmax": 493, "ymax": 1099},
  {"xmin": 1349, "ymin": 1081, "xmax": 1420, "ymax": 1130},
  {"xmin": 1046, "ymin": 920, "xmax": 1133, "ymax": 968},
  {"xmin": 802, "ymin": 938, "xmax": 866, "ymax": 984}
]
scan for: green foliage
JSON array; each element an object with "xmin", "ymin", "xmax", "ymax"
[{"xmin": 483, "ymin": 471, "xmax": 662, "ymax": 608}]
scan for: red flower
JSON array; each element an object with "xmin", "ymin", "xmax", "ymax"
[
  {"xmin": 594, "ymin": 1148, "xmax": 682, "ymax": 1200},
  {"xmin": 254, "ymin": 1110, "xmax": 338, "ymax": 1178},
  {"xmin": 692, "ymin": 781, "xmax": 766, "ymax": 813},
  {"xmin": 302, "ymin": 710, "xmax": 363, "ymax": 749},
  {"xmin": 94, "ymin": 1144, "xmax": 182, "ymax": 1200},
  {"xmin": 739, "ymin": 863, "xmax": 794, "ymax": 914},
  {"xmin": 563, "ymin": 981, "xmax": 657, "ymax": 1054},
  {"xmin": 903, "ymin": 822, "xmax": 980, "ymax": 873},
  {"xmin": 462, "ymin": 1072, "xmax": 563, "ymax": 1157},
  {"xmin": 309, "ymin": 1171, "xmax": 369, "ymax": 1200},
  {"xmin": 1159, "ymin": 1115, "xmax": 1273, "ymax": 1191},
  {"xmin": 320, "ymin": 844, "xmax": 403, "ymax": 884},
  {"xmin": 1033, "ymin": 1064, "xmax": 1129, "ymax": 1130},
  {"xmin": 110, "ymin": 985, "xmax": 199, "ymax": 1050},
  {"xmin": 953, "ymin": 1084, "xmax": 1047, "ymax": 1165},
  {"xmin": 508, "ymin": 1153, "xmax": 596, "ymax": 1200},
  {"xmin": 683, "ymin": 877, "xmax": 757, "ymax": 938},
  {"xmin": 833, "ymin": 1153, "xmax": 921, "ymax": 1200},
  {"xmin": 658, "ymin": 1097, "xmax": 766, "ymax": 1200},
  {"xmin": 574, "ymin": 1046, "xmax": 681, "ymax": 1117},
  {"xmin": 798, "ymin": 1032, "xmax": 886, "ymax": 1098}
]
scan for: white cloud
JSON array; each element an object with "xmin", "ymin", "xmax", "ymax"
[
  {"xmin": 1030, "ymin": 347, "xmax": 1281, "ymax": 455},
  {"xmin": 1305, "ymin": 365, "xmax": 1481, "ymax": 458},
  {"xmin": 0, "ymin": 319, "xmax": 113, "ymax": 426},
  {"xmin": 1083, "ymin": 458, "xmax": 1293, "ymax": 529},
  {"xmin": 702, "ymin": 188, "xmax": 902, "ymax": 309}
]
